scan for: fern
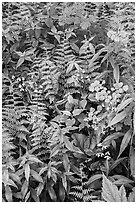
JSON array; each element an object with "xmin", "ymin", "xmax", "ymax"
[
  {"xmin": 30, "ymin": 119, "xmax": 50, "ymax": 163},
  {"xmin": 69, "ymin": 163, "xmax": 97, "ymax": 202},
  {"xmin": 53, "ymin": 35, "xmax": 77, "ymax": 95}
]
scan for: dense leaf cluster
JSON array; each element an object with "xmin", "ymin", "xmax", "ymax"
[{"xmin": 2, "ymin": 2, "xmax": 135, "ymax": 202}]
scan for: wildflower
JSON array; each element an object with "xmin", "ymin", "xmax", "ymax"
[
  {"xmin": 96, "ymin": 152, "xmax": 104, "ymax": 157},
  {"xmin": 104, "ymin": 155, "xmax": 111, "ymax": 160},
  {"xmin": 102, "ymin": 146, "xmax": 108, "ymax": 150},
  {"xmin": 123, "ymin": 85, "xmax": 128, "ymax": 92}
]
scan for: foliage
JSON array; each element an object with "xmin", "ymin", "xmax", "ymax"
[{"xmin": 2, "ymin": 2, "xmax": 135, "ymax": 202}]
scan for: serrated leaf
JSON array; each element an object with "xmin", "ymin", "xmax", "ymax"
[
  {"xmin": 118, "ymin": 129, "xmax": 131, "ymax": 158},
  {"xmin": 119, "ymin": 185, "xmax": 127, "ymax": 202},
  {"xmin": 128, "ymin": 187, "xmax": 135, "ymax": 202},
  {"xmin": 72, "ymin": 109, "xmax": 83, "ymax": 116},
  {"xmin": 108, "ymin": 111, "xmax": 127, "ymax": 127},
  {"xmin": 102, "ymin": 174, "xmax": 121, "ymax": 202},
  {"xmin": 117, "ymin": 98, "xmax": 133, "ymax": 112},
  {"xmin": 25, "ymin": 163, "xmax": 30, "ymax": 182}
]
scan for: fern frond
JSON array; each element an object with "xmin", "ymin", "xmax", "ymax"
[
  {"xmin": 30, "ymin": 119, "xmax": 50, "ymax": 162},
  {"xmin": 69, "ymin": 163, "xmax": 96, "ymax": 202}
]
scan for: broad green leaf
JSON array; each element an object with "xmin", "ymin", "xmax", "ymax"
[
  {"xmin": 48, "ymin": 187, "xmax": 57, "ymax": 201},
  {"xmin": 39, "ymin": 165, "xmax": 48, "ymax": 175},
  {"xmin": 50, "ymin": 144, "xmax": 60, "ymax": 157},
  {"xmin": 21, "ymin": 180, "xmax": 28, "ymax": 199},
  {"xmin": 118, "ymin": 129, "xmax": 131, "ymax": 158},
  {"xmin": 88, "ymin": 93, "xmax": 97, "ymax": 102},
  {"xmin": 66, "ymin": 118, "xmax": 75, "ymax": 127},
  {"xmin": 89, "ymin": 47, "xmax": 108, "ymax": 67},
  {"xmin": 64, "ymin": 137, "xmax": 73, "ymax": 151},
  {"xmin": 51, "ymin": 25, "xmax": 57, "ymax": 33},
  {"xmin": 72, "ymin": 109, "xmax": 83, "ymax": 116},
  {"xmin": 3, "ymin": 169, "xmax": 9, "ymax": 184},
  {"xmin": 119, "ymin": 185, "xmax": 127, "ymax": 202},
  {"xmin": 25, "ymin": 56, "xmax": 32, "ymax": 61},
  {"xmin": 25, "ymin": 191, "xmax": 30, "ymax": 202},
  {"xmin": 109, "ymin": 157, "xmax": 127, "ymax": 173},
  {"xmin": 74, "ymin": 62, "xmax": 81, "ymax": 71},
  {"xmin": 62, "ymin": 110, "xmax": 71, "ymax": 116},
  {"xmin": 16, "ymin": 57, "xmax": 24, "ymax": 68},
  {"xmin": 102, "ymin": 132, "xmax": 124, "ymax": 146},
  {"xmin": 8, "ymin": 179, "xmax": 18, "ymax": 188},
  {"xmin": 30, "ymin": 187, "xmax": 39, "ymax": 202},
  {"xmin": 35, "ymin": 29, "xmax": 41, "ymax": 39},
  {"xmin": 102, "ymin": 174, "xmax": 121, "ymax": 202},
  {"xmin": 130, "ymin": 147, "xmax": 135, "ymax": 177},
  {"xmin": 113, "ymin": 177, "xmax": 134, "ymax": 186},
  {"xmin": 5, "ymin": 185, "xmax": 12, "ymax": 202},
  {"xmin": 70, "ymin": 43, "xmax": 79, "ymax": 52},
  {"xmin": 55, "ymin": 34, "xmax": 60, "ymax": 43},
  {"xmin": 67, "ymin": 95, "xmax": 74, "ymax": 103},
  {"xmin": 25, "ymin": 163, "xmax": 30, "ymax": 182},
  {"xmin": 63, "ymin": 153, "xmax": 70, "ymax": 172},
  {"xmin": 89, "ymin": 43, "xmax": 95, "ymax": 54},
  {"xmin": 30, "ymin": 169, "xmax": 43, "ymax": 183},
  {"xmin": 87, "ymin": 174, "xmax": 102, "ymax": 187},
  {"xmin": 59, "ymin": 181, "xmax": 65, "ymax": 201},
  {"xmin": 9, "ymin": 173, "xmax": 21, "ymax": 185},
  {"xmin": 37, "ymin": 183, "xmax": 44, "ymax": 197},
  {"xmin": 108, "ymin": 111, "xmax": 127, "ymax": 127},
  {"xmin": 61, "ymin": 174, "xmax": 67, "ymax": 190},
  {"xmin": 110, "ymin": 57, "xmax": 119, "ymax": 83},
  {"xmin": 80, "ymin": 99, "xmax": 87, "ymax": 109},
  {"xmin": 66, "ymin": 62, "xmax": 74, "ymax": 73},
  {"xmin": 28, "ymin": 155, "xmax": 43, "ymax": 163},
  {"xmin": 117, "ymin": 98, "xmax": 133, "ymax": 112}
]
